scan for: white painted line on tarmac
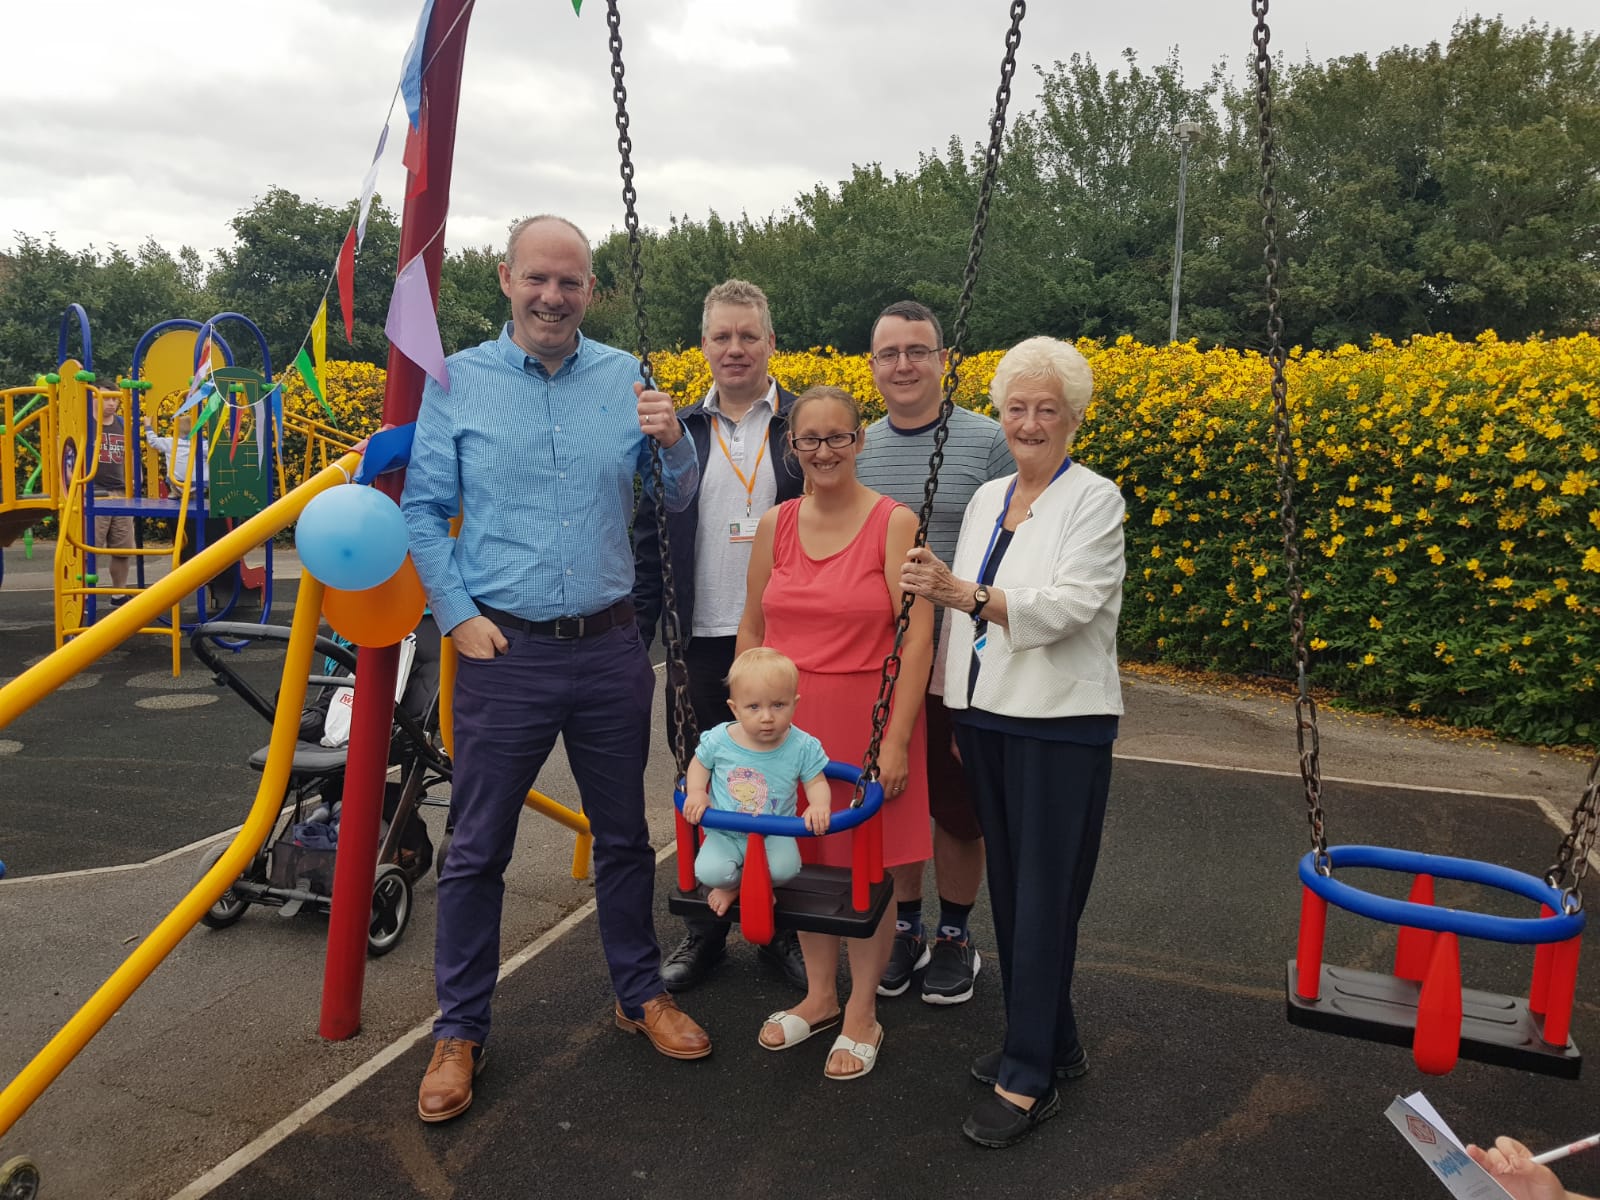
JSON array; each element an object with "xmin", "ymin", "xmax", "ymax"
[
  {"xmin": 1, "ymin": 818, "xmax": 288, "ymax": 886},
  {"xmin": 168, "ymin": 839, "xmax": 678, "ymax": 1200},
  {"xmin": 1115, "ymin": 753, "xmax": 1597, "ymax": 861}
]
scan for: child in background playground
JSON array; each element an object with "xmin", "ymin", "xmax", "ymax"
[
  {"xmin": 142, "ymin": 409, "xmax": 204, "ymax": 493},
  {"xmin": 93, "ymin": 390, "xmax": 132, "ymax": 600},
  {"xmin": 681, "ymin": 647, "xmax": 832, "ymax": 917}
]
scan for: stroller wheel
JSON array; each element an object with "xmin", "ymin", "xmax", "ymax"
[
  {"xmin": 1, "ymin": 1156, "xmax": 41, "ymax": 1200},
  {"xmin": 196, "ymin": 843, "xmax": 251, "ymax": 930},
  {"xmin": 367, "ymin": 864, "xmax": 413, "ymax": 957}
]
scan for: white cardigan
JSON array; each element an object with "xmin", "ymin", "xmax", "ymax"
[{"xmin": 938, "ymin": 462, "xmax": 1126, "ymax": 720}]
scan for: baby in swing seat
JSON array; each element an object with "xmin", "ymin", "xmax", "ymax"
[{"xmin": 681, "ymin": 647, "xmax": 832, "ymax": 916}]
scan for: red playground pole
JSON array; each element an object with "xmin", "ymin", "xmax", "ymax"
[
  {"xmin": 1294, "ymin": 885, "xmax": 1328, "ymax": 1001},
  {"xmin": 318, "ymin": 0, "xmax": 472, "ymax": 1040}
]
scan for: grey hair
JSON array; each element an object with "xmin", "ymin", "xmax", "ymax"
[{"xmin": 701, "ymin": 279, "xmax": 773, "ymax": 337}]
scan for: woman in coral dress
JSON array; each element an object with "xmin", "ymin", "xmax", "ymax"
[{"xmin": 737, "ymin": 385, "xmax": 932, "ymax": 1080}]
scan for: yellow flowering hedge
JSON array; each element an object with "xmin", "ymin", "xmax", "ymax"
[{"xmin": 287, "ymin": 335, "xmax": 1599, "ymax": 744}]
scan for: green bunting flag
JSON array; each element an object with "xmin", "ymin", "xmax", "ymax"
[
  {"xmin": 571, "ymin": 0, "xmax": 582, "ymax": 13},
  {"xmin": 293, "ymin": 346, "xmax": 337, "ymax": 425}
]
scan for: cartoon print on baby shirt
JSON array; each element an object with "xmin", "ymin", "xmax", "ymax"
[{"xmin": 724, "ymin": 766, "xmax": 769, "ymax": 815}]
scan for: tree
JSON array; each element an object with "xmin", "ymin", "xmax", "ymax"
[{"xmin": 209, "ymin": 187, "xmax": 400, "ymax": 370}]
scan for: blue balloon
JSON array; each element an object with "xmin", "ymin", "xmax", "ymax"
[{"xmin": 295, "ymin": 484, "xmax": 409, "ymax": 591}]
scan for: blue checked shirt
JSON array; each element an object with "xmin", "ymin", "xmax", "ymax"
[{"xmin": 401, "ymin": 326, "xmax": 699, "ymax": 634}]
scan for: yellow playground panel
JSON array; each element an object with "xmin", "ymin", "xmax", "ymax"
[{"xmin": 0, "ymin": 312, "xmax": 363, "ymax": 674}]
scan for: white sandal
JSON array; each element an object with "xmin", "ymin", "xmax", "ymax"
[
  {"xmin": 759, "ymin": 1009, "xmax": 842, "ymax": 1052},
  {"xmin": 823, "ymin": 1024, "xmax": 884, "ymax": 1080}
]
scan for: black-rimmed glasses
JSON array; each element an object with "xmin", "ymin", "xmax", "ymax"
[
  {"xmin": 790, "ymin": 429, "xmax": 861, "ymax": 452},
  {"xmin": 870, "ymin": 346, "xmax": 940, "ymax": 366}
]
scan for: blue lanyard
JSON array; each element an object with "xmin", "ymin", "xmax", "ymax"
[{"xmin": 974, "ymin": 457, "xmax": 1071, "ymax": 613}]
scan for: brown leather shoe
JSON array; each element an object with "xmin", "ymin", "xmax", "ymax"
[
  {"xmin": 417, "ymin": 1037, "xmax": 484, "ymax": 1123},
  {"xmin": 613, "ymin": 993, "xmax": 712, "ymax": 1060}
]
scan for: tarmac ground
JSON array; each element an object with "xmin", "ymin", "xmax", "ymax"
[{"xmin": 1, "ymin": 542, "xmax": 1597, "ymax": 1199}]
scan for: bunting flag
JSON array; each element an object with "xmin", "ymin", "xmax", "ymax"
[
  {"xmin": 174, "ymin": 380, "xmax": 214, "ymax": 418},
  {"xmin": 293, "ymin": 347, "xmax": 335, "ymax": 424},
  {"xmin": 356, "ymin": 125, "xmax": 389, "ymax": 250},
  {"xmin": 385, "ymin": 251, "xmax": 450, "ymax": 391},
  {"xmin": 183, "ymin": 337, "xmax": 215, "ymax": 407},
  {"xmin": 571, "ymin": 0, "xmax": 582, "ymax": 12},
  {"xmin": 229, "ymin": 395, "xmax": 246, "ymax": 460},
  {"xmin": 403, "ymin": 93, "xmax": 429, "ymax": 198},
  {"xmin": 336, "ymin": 227, "xmax": 357, "ymax": 343},
  {"xmin": 400, "ymin": 0, "xmax": 436, "ymax": 130}
]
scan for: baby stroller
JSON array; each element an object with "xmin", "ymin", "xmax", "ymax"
[{"xmin": 188, "ymin": 617, "xmax": 451, "ymax": 955}]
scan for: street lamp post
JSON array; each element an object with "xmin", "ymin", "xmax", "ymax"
[{"xmin": 1168, "ymin": 119, "xmax": 1203, "ymax": 344}]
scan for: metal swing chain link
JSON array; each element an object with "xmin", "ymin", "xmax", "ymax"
[
  {"xmin": 1253, "ymin": 1, "xmax": 1329, "ymax": 874},
  {"xmin": 854, "ymin": 0, "xmax": 1027, "ymax": 806},
  {"xmin": 1547, "ymin": 752, "xmax": 1600, "ymax": 914},
  {"xmin": 607, "ymin": 0, "xmax": 697, "ymax": 777}
]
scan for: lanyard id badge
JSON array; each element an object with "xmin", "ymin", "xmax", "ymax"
[{"xmin": 714, "ymin": 413, "xmax": 769, "ymax": 539}]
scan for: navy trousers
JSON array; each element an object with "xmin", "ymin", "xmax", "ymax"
[
  {"xmin": 956, "ymin": 724, "xmax": 1113, "ymax": 1100},
  {"xmin": 434, "ymin": 621, "xmax": 662, "ymax": 1044}
]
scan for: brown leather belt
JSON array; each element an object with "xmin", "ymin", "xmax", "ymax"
[{"xmin": 474, "ymin": 598, "xmax": 635, "ymax": 640}]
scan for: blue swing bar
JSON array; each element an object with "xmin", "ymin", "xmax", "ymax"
[
  {"xmin": 670, "ymin": 761, "xmax": 889, "ymax": 944},
  {"xmin": 1287, "ymin": 844, "xmax": 1585, "ymax": 1078}
]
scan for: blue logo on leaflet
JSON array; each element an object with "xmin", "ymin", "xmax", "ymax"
[{"xmin": 1433, "ymin": 1148, "xmax": 1470, "ymax": 1178}]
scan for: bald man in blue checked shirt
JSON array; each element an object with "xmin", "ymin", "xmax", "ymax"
[{"xmin": 403, "ymin": 215, "xmax": 711, "ymax": 1125}]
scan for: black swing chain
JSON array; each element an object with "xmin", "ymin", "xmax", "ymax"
[
  {"xmin": 1547, "ymin": 749, "xmax": 1600, "ymax": 914},
  {"xmin": 853, "ymin": 0, "xmax": 1027, "ymax": 807},
  {"xmin": 606, "ymin": 0, "xmax": 698, "ymax": 777},
  {"xmin": 1253, "ymin": 1, "xmax": 1330, "ymax": 875}
]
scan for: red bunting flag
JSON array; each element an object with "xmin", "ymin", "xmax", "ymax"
[
  {"xmin": 404, "ymin": 93, "xmax": 429, "ymax": 198},
  {"xmin": 336, "ymin": 227, "xmax": 357, "ymax": 343}
]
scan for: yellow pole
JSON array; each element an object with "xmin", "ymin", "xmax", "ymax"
[
  {"xmin": 0, "ymin": 568, "xmax": 328, "ymax": 1137},
  {"xmin": 0, "ymin": 453, "xmax": 359, "ymax": 729}
]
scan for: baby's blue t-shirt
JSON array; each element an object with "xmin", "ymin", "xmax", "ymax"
[{"xmin": 694, "ymin": 723, "xmax": 830, "ymax": 817}]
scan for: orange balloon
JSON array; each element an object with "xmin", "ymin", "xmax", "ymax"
[{"xmin": 321, "ymin": 554, "xmax": 427, "ymax": 647}]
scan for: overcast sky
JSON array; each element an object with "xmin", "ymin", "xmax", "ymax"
[{"xmin": 3, "ymin": 0, "xmax": 1594, "ymax": 263}]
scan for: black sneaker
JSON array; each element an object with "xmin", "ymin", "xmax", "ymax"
[
  {"xmin": 921, "ymin": 937, "xmax": 981, "ymax": 1005},
  {"xmin": 963, "ymin": 1086, "xmax": 1061, "ymax": 1148},
  {"xmin": 969, "ymin": 1044, "xmax": 1089, "ymax": 1087},
  {"xmin": 876, "ymin": 930, "xmax": 929, "ymax": 997},
  {"xmin": 660, "ymin": 931, "xmax": 727, "ymax": 993},
  {"xmin": 756, "ymin": 928, "xmax": 809, "ymax": 992},
  {"xmin": 108, "ymin": 594, "xmax": 131, "ymax": 607}
]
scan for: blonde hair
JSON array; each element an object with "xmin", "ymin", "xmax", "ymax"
[
  {"xmin": 725, "ymin": 646, "xmax": 799, "ymax": 694},
  {"xmin": 785, "ymin": 385, "xmax": 862, "ymax": 493},
  {"xmin": 702, "ymin": 279, "xmax": 773, "ymax": 337}
]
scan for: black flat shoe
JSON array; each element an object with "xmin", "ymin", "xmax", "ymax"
[
  {"xmin": 756, "ymin": 929, "xmax": 809, "ymax": 992},
  {"xmin": 969, "ymin": 1044, "xmax": 1088, "ymax": 1087},
  {"xmin": 962, "ymin": 1087, "xmax": 1061, "ymax": 1148},
  {"xmin": 660, "ymin": 932, "xmax": 727, "ymax": 993}
]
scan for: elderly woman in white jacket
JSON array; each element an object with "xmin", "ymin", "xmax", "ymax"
[{"xmin": 900, "ymin": 335, "xmax": 1125, "ymax": 1150}]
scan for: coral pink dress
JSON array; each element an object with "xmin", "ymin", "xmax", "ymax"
[{"xmin": 762, "ymin": 495, "xmax": 931, "ymax": 869}]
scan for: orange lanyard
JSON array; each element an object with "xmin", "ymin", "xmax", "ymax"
[{"xmin": 712, "ymin": 411, "xmax": 769, "ymax": 515}]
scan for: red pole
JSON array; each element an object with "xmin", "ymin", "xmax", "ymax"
[
  {"xmin": 675, "ymin": 810, "xmax": 696, "ymax": 893},
  {"xmin": 1393, "ymin": 873, "xmax": 1436, "ymax": 982},
  {"xmin": 318, "ymin": 644, "xmax": 400, "ymax": 1039},
  {"xmin": 1529, "ymin": 903, "xmax": 1556, "ymax": 1017},
  {"xmin": 317, "ymin": 0, "xmax": 473, "ymax": 1040},
  {"xmin": 1540, "ymin": 936, "xmax": 1582, "ymax": 1048},
  {"xmin": 1294, "ymin": 886, "xmax": 1328, "ymax": 1001},
  {"xmin": 1413, "ymin": 931, "xmax": 1462, "ymax": 1075},
  {"xmin": 739, "ymin": 834, "xmax": 774, "ymax": 946}
]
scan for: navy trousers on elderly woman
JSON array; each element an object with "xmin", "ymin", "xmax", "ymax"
[
  {"xmin": 435, "ymin": 621, "xmax": 663, "ymax": 1045},
  {"xmin": 955, "ymin": 725, "xmax": 1113, "ymax": 1101}
]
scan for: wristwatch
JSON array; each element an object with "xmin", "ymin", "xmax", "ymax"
[{"xmin": 970, "ymin": 584, "xmax": 990, "ymax": 615}]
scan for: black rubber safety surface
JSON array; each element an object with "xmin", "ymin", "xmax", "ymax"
[{"xmin": 207, "ymin": 759, "xmax": 1600, "ymax": 1200}]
